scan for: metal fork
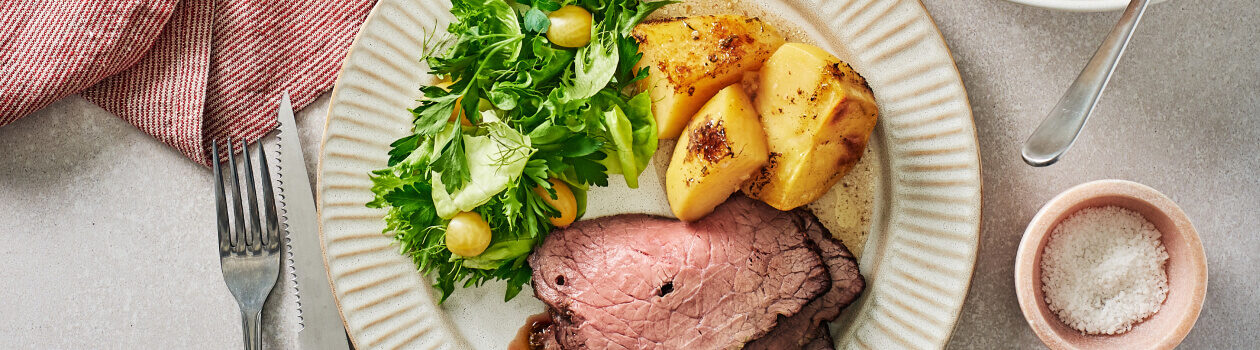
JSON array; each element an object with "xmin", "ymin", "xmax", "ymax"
[{"xmin": 212, "ymin": 139, "xmax": 281, "ymax": 350}]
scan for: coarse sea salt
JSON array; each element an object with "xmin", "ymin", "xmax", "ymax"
[{"xmin": 1040, "ymin": 206, "xmax": 1169, "ymax": 335}]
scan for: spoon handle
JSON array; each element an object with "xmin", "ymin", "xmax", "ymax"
[{"xmin": 1022, "ymin": 0, "xmax": 1151, "ymax": 167}]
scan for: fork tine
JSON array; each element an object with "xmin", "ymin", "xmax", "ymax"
[
  {"xmin": 212, "ymin": 140, "xmax": 230, "ymax": 253},
  {"xmin": 242, "ymin": 140, "xmax": 264, "ymax": 251},
  {"xmin": 256, "ymin": 142, "xmax": 280, "ymax": 251},
  {"xmin": 227, "ymin": 137, "xmax": 248, "ymax": 252}
]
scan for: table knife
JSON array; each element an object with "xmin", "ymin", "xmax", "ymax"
[{"xmin": 273, "ymin": 92, "xmax": 353, "ymax": 350}]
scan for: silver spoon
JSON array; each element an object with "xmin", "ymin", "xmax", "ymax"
[{"xmin": 1022, "ymin": 0, "xmax": 1151, "ymax": 167}]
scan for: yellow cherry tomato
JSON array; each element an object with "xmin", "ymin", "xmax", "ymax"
[
  {"xmin": 445, "ymin": 212, "xmax": 492, "ymax": 257},
  {"xmin": 546, "ymin": 5, "xmax": 593, "ymax": 48},
  {"xmin": 533, "ymin": 178, "xmax": 578, "ymax": 227}
]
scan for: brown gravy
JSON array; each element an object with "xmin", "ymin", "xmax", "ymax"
[{"xmin": 507, "ymin": 312, "xmax": 555, "ymax": 350}]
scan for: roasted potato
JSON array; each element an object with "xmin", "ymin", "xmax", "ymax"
[
  {"xmin": 666, "ymin": 85, "xmax": 769, "ymax": 221},
  {"xmin": 741, "ymin": 43, "xmax": 879, "ymax": 211},
  {"xmin": 633, "ymin": 15, "xmax": 785, "ymax": 139}
]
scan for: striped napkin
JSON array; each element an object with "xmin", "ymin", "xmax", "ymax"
[{"xmin": 0, "ymin": 0, "xmax": 376, "ymax": 165}]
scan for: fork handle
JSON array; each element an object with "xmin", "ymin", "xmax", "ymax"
[{"xmin": 240, "ymin": 308, "xmax": 262, "ymax": 350}]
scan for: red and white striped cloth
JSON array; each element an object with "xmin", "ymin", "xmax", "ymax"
[{"xmin": 0, "ymin": 0, "xmax": 376, "ymax": 166}]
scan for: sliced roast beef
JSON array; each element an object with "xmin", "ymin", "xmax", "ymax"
[
  {"xmin": 529, "ymin": 195, "xmax": 832, "ymax": 349},
  {"xmin": 803, "ymin": 328, "xmax": 834, "ymax": 350},
  {"xmin": 745, "ymin": 210, "xmax": 865, "ymax": 350}
]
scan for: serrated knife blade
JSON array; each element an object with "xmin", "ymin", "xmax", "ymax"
[{"xmin": 273, "ymin": 92, "xmax": 352, "ymax": 350}]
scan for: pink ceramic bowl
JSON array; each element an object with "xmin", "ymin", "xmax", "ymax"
[{"xmin": 1014, "ymin": 179, "xmax": 1207, "ymax": 350}]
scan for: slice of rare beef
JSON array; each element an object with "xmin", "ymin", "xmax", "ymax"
[
  {"xmin": 744, "ymin": 209, "xmax": 866, "ymax": 350},
  {"xmin": 529, "ymin": 195, "xmax": 831, "ymax": 349},
  {"xmin": 802, "ymin": 327, "xmax": 834, "ymax": 350}
]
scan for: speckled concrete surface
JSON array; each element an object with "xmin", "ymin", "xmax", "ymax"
[
  {"xmin": 926, "ymin": 0, "xmax": 1260, "ymax": 348},
  {"xmin": 0, "ymin": 0, "xmax": 1256, "ymax": 348},
  {"xmin": 0, "ymin": 95, "xmax": 330, "ymax": 349}
]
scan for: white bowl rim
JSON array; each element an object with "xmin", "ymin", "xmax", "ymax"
[{"xmin": 1003, "ymin": 0, "xmax": 1169, "ymax": 12}]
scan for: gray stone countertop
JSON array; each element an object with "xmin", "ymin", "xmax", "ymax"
[
  {"xmin": 0, "ymin": 0, "xmax": 1255, "ymax": 348},
  {"xmin": 928, "ymin": 0, "xmax": 1259, "ymax": 348}
]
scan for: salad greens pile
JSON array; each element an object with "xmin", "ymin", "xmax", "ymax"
[{"xmin": 367, "ymin": 0, "xmax": 673, "ymax": 302}]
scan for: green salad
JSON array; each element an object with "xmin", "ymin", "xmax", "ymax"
[{"xmin": 367, "ymin": 0, "xmax": 673, "ymax": 302}]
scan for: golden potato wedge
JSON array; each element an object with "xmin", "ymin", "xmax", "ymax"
[
  {"xmin": 741, "ymin": 43, "xmax": 879, "ymax": 211},
  {"xmin": 667, "ymin": 85, "xmax": 769, "ymax": 221},
  {"xmin": 633, "ymin": 15, "xmax": 785, "ymax": 139}
]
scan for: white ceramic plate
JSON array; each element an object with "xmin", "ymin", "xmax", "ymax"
[
  {"xmin": 317, "ymin": 0, "xmax": 982, "ymax": 348},
  {"xmin": 1002, "ymin": 0, "xmax": 1168, "ymax": 12}
]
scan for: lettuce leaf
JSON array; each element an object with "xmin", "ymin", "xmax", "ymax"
[
  {"xmin": 431, "ymin": 122, "xmax": 533, "ymax": 218},
  {"xmin": 562, "ymin": 23, "xmax": 619, "ymax": 101},
  {"xmin": 623, "ymin": 90, "xmax": 658, "ymax": 171},
  {"xmin": 598, "ymin": 91, "xmax": 656, "ymax": 188}
]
